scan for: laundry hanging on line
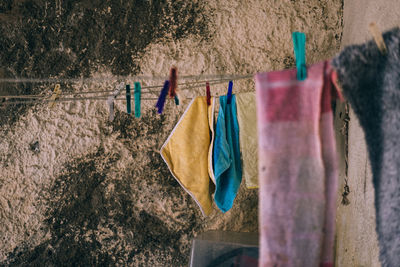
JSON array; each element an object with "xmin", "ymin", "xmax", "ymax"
[
  {"xmin": 255, "ymin": 60, "xmax": 340, "ymax": 267},
  {"xmin": 160, "ymin": 87, "xmax": 259, "ymax": 215},
  {"xmin": 158, "ymin": 31, "xmax": 310, "ymax": 215}
]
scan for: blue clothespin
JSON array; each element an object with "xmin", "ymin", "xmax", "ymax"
[
  {"xmin": 134, "ymin": 82, "xmax": 141, "ymax": 118},
  {"xmin": 292, "ymin": 32, "xmax": 307, "ymax": 80},
  {"xmin": 227, "ymin": 80, "xmax": 233, "ymax": 104},
  {"xmin": 126, "ymin": 84, "xmax": 131, "ymax": 114},
  {"xmin": 155, "ymin": 80, "xmax": 170, "ymax": 114}
]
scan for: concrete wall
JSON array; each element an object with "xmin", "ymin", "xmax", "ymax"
[
  {"xmin": 334, "ymin": 1, "xmax": 400, "ymax": 266},
  {"xmin": 0, "ymin": 1, "xmax": 343, "ymax": 265}
]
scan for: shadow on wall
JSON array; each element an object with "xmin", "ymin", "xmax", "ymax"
[
  {"xmin": 0, "ymin": 0, "xmax": 213, "ymax": 127},
  {"xmin": 4, "ymin": 110, "xmax": 206, "ymax": 266}
]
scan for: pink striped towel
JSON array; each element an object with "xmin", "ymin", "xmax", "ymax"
[{"xmin": 255, "ymin": 61, "xmax": 339, "ymax": 267}]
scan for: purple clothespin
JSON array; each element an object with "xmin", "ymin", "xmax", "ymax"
[
  {"xmin": 155, "ymin": 80, "xmax": 170, "ymax": 114},
  {"xmin": 227, "ymin": 80, "xmax": 233, "ymax": 104}
]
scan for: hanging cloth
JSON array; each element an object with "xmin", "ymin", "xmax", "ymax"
[
  {"xmin": 332, "ymin": 27, "xmax": 400, "ymax": 267},
  {"xmin": 255, "ymin": 61, "xmax": 339, "ymax": 267},
  {"xmin": 160, "ymin": 96, "xmax": 215, "ymax": 216},
  {"xmin": 213, "ymin": 94, "xmax": 242, "ymax": 213},
  {"xmin": 236, "ymin": 92, "xmax": 258, "ymax": 189}
]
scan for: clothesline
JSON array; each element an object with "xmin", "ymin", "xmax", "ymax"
[
  {"xmin": 1, "ymin": 76, "xmax": 252, "ymax": 99},
  {"xmin": 0, "ymin": 74, "xmax": 253, "ymax": 84},
  {"xmin": 1, "ymin": 97, "xmax": 171, "ymax": 106},
  {"xmin": 0, "ymin": 77, "xmax": 253, "ymax": 106}
]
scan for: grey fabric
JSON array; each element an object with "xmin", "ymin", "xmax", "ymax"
[{"xmin": 332, "ymin": 27, "xmax": 400, "ymax": 267}]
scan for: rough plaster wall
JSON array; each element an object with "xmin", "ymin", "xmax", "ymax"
[
  {"xmin": 0, "ymin": 1, "xmax": 343, "ymax": 266},
  {"xmin": 334, "ymin": 1, "xmax": 400, "ymax": 266}
]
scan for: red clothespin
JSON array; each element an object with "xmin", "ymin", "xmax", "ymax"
[
  {"xmin": 206, "ymin": 82, "xmax": 211, "ymax": 105},
  {"xmin": 169, "ymin": 67, "xmax": 177, "ymax": 98}
]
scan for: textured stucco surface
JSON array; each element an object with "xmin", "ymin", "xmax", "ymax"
[
  {"xmin": 0, "ymin": 1, "xmax": 343, "ymax": 265},
  {"xmin": 334, "ymin": 1, "xmax": 400, "ymax": 266}
]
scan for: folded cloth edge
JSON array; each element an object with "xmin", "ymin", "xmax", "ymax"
[{"xmin": 160, "ymin": 96, "xmax": 214, "ymax": 217}]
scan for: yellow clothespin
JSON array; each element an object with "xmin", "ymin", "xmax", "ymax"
[
  {"xmin": 369, "ymin": 22, "xmax": 387, "ymax": 55},
  {"xmin": 48, "ymin": 84, "xmax": 61, "ymax": 108}
]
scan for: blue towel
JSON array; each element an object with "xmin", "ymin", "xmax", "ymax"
[{"xmin": 213, "ymin": 94, "xmax": 242, "ymax": 212}]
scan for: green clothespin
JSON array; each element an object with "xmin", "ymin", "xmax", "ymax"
[
  {"xmin": 134, "ymin": 82, "xmax": 141, "ymax": 118},
  {"xmin": 174, "ymin": 94, "xmax": 180, "ymax": 106},
  {"xmin": 292, "ymin": 32, "xmax": 307, "ymax": 80}
]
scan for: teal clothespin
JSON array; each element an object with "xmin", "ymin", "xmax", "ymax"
[
  {"xmin": 292, "ymin": 32, "xmax": 307, "ymax": 80},
  {"xmin": 134, "ymin": 82, "xmax": 141, "ymax": 118}
]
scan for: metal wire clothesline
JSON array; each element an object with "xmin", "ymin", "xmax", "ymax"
[
  {"xmin": 2, "ymin": 76, "xmax": 252, "ymax": 99},
  {"xmin": 0, "ymin": 74, "xmax": 253, "ymax": 84},
  {"xmin": 0, "ymin": 75, "xmax": 254, "ymax": 106}
]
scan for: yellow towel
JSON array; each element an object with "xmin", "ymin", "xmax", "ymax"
[
  {"xmin": 160, "ymin": 96, "xmax": 215, "ymax": 216},
  {"xmin": 236, "ymin": 92, "xmax": 258, "ymax": 189}
]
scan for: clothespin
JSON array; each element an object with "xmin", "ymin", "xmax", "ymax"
[
  {"xmin": 169, "ymin": 67, "xmax": 177, "ymax": 98},
  {"xmin": 369, "ymin": 22, "xmax": 387, "ymax": 55},
  {"xmin": 206, "ymin": 82, "xmax": 211, "ymax": 105},
  {"xmin": 227, "ymin": 81, "xmax": 233, "ymax": 104},
  {"xmin": 126, "ymin": 84, "xmax": 131, "ymax": 114},
  {"xmin": 48, "ymin": 84, "xmax": 61, "ymax": 108},
  {"xmin": 155, "ymin": 80, "xmax": 170, "ymax": 114},
  {"xmin": 169, "ymin": 67, "xmax": 180, "ymax": 106},
  {"xmin": 292, "ymin": 32, "xmax": 307, "ymax": 80},
  {"xmin": 174, "ymin": 95, "xmax": 180, "ymax": 106},
  {"xmin": 134, "ymin": 82, "xmax": 141, "ymax": 118},
  {"xmin": 175, "ymin": 90, "xmax": 186, "ymax": 105},
  {"xmin": 107, "ymin": 82, "xmax": 124, "ymax": 122},
  {"xmin": 331, "ymin": 70, "xmax": 344, "ymax": 102}
]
